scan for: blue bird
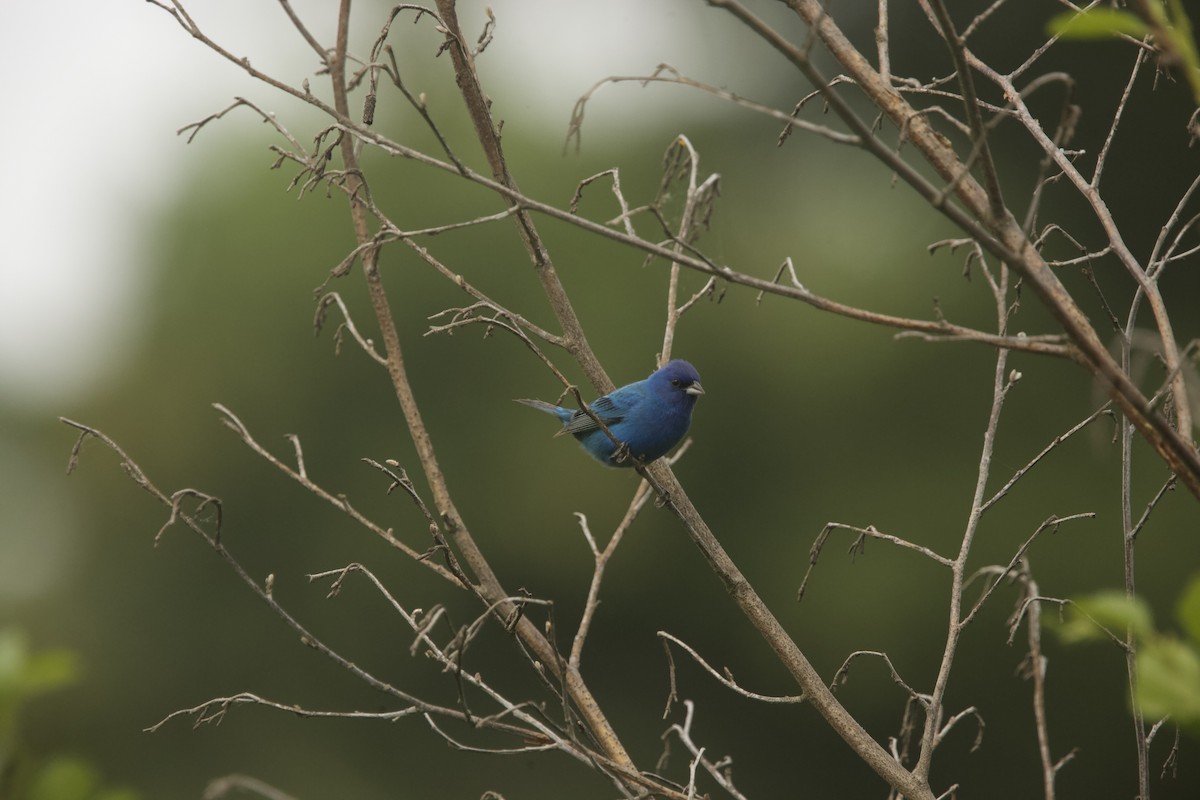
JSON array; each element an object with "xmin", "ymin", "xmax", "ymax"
[{"xmin": 517, "ymin": 360, "xmax": 704, "ymax": 467}]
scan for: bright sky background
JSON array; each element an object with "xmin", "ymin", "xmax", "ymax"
[
  {"xmin": 1, "ymin": 1, "xmax": 273, "ymax": 408},
  {"xmin": 0, "ymin": 0, "xmax": 757, "ymax": 410}
]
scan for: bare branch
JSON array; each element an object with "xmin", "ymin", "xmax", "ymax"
[
  {"xmin": 211, "ymin": 403, "xmax": 460, "ymax": 581},
  {"xmin": 566, "ymin": 64, "xmax": 859, "ymax": 154},
  {"xmin": 658, "ymin": 632, "xmax": 806, "ymax": 705},
  {"xmin": 660, "ymin": 700, "xmax": 750, "ymax": 800},
  {"xmin": 799, "ymin": 523, "xmax": 953, "ymax": 602},
  {"xmin": 831, "ymin": 650, "xmax": 927, "ymax": 707},
  {"xmin": 206, "ymin": 773, "xmax": 299, "ymax": 800}
]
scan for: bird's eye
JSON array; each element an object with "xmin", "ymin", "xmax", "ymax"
[{"xmin": 671, "ymin": 379, "xmax": 681, "ymax": 386}]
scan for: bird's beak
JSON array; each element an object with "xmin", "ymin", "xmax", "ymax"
[{"xmin": 686, "ymin": 382, "xmax": 705, "ymax": 396}]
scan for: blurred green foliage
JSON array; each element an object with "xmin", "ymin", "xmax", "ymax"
[
  {"xmin": 1058, "ymin": 575, "xmax": 1200, "ymax": 736},
  {"xmin": 1049, "ymin": 0, "xmax": 1200, "ymax": 103},
  {"xmin": 0, "ymin": 629, "xmax": 137, "ymax": 800}
]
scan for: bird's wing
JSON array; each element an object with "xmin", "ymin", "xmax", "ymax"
[{"xmin": 560, "ymin": 394, "xmax": 627, "ymax": 436}]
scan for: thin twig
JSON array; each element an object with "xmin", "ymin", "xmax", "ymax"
[{"xmin": 658, "ymin": 632, "xmax": 805, "ymax": 705}]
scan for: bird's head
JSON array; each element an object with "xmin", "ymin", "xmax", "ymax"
[{"xmin": 653, "ymin": 359, "xmax": 704, "ymax": 402}]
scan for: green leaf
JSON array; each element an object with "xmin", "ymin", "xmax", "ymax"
[
  {"xmin": 1048, "ymin": 9, "xmax": 1151, "ymax": 39},
  {"xmin": 1163, "ymin": 0, "xmax": 1200, "ymax": 104},
  {"xmin": 1137, "ymin": 638, "xmax": 1200, "ymax": 725},
  {"xmin": 1179, "ymin": 573, "xmax": 1200, "ymax": 645},
  {"xmin": 1055, "ymin": 591, "xmax": 1155, "ymax": 644}
]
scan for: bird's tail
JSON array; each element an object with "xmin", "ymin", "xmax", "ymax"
[
  {"xmin": 514, "ymin": 398, "xmax": 561, "ymax": 414},
  {"xmin": 514, "ymin": 399, "xmax": 574, "ymax": 431}
]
